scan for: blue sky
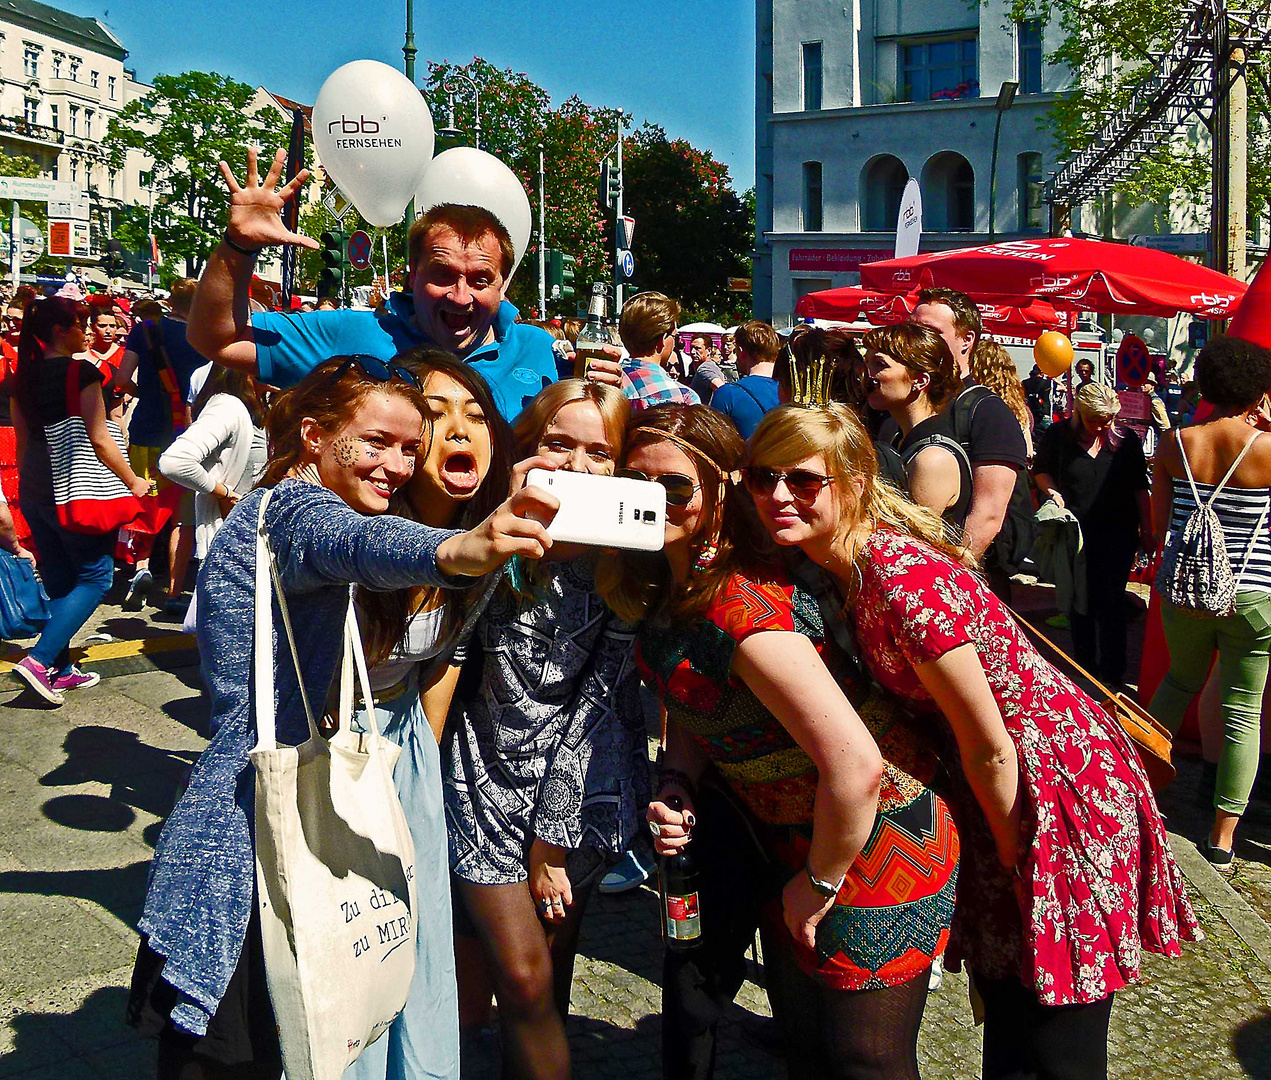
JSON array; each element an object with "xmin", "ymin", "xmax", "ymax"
[{"xmin": 71, "ymin": 0, "xmax": 757, "ymax": 188}]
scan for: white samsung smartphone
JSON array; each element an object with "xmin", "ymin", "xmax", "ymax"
[{"xmin": 526, "ymin": 468, "xmax": 666, "ymax": 551}]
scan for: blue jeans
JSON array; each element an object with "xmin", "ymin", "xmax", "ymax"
[{"xmin": 20, "ymin": 494, "xmax": 115, "ymax": 672}]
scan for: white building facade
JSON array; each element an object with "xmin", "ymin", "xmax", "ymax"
[
  {"xmin": 0, "ymin": 0, "xmax": 152, "ymax": 269},
  {"xmin": 755, "ymin": 0, "xmax": 1068, "ymax": 325}
]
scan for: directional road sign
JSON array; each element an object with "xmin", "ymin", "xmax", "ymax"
[
  {"xmin": 348, "ymin": 229, "xmax": 372, "ymax": 272},
  {"xmin": 617, "ymin": 248, "xmax": 634, "ymax": 279}
]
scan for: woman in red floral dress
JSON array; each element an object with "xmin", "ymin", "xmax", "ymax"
[{"xmin": 744, "ymin": 402, "xmax": 1199, "ymax": 1080}]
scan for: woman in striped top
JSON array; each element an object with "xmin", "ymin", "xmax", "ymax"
[{"xmin": 1150, "ymin": 332, "xmax": 1271, "ymax": 868}]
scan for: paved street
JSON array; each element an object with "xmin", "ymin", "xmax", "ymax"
[{"xmin": 3, "ymin": 588, "xmax": 1271, "ymax": 1079}]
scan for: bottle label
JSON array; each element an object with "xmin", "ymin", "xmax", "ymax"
[{"xmin": 665, "ymin": 891, "xmax": 701, "ymax": 941}]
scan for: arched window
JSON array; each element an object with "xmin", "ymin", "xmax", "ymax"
[
  {"xmin": 921, "ymin": 152, "xmax": 975, "ymax": 232},
  {"xmin": 861, "ymin": 155, "xmax": 909, "ymax": 232}
]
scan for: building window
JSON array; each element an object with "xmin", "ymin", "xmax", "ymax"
[
  {"xmin": 901, "ymin": 36, "xmax": 978, "ymax": 101},
  {"xmin": 802, "ymin": 161, "xmax": 823, "ymax": 232},
  {"xmin": 52, "ymin": 51, "xmax": 63, "ymax": 78},
  {"xmin": 23, "ymin": 98, "xmax": 38, "ymax": 125},
  {"xmin": 69, "ymin": 105, "xmax": 78, "ymax": 135},
  {"xmin": 921, "ymin": 151, "xmax": 975, "ymax": 231},
  {"xmin": 862, "ymin": 155, "xmax": 909, "ymax": 231},
  {"xmin": 109, "ymin": 169, "xmax": 116, "ymax": 197},
  {"xmin": 802, "ymin": 42, "xmax": 823, "ymax": 111},
  {"xmin": 1018, "ymin": 152, "xmax": 1045, "ymax": 231},
  {"xmin": 69, "ymin": 57, "xmax": 81, "ymax": 81},
  {"xmin": 22, "ymin": 44, "xmax": 39, "ymax": 78},
  {"xmin": 85, "ymin": 109, "xmax": 93, "ymax": 138},
  {"xmin": 140, "ymin": 170, "xmax": 151, "ymax": 188},
  {"xmin": 1018, "ymin": 21, "xmax": 1043, "ymax": 94},
  {"xmin": 50, "ymin": 161, "xmax": 58, "ymax": 180},
  {"xmin": 108, "ymin": 75, "xmax": 117, "ymax": 100},
  {"xmin": 90, "ymin": 69, "xmax": 99, "ymax": 89},
  {"xmin": 70, "ymin": 158, "xmax": 78, "ymax": 183},
  {"xmin": 49, "ymin": 104, "xmax": 59, "ymax": 129}
]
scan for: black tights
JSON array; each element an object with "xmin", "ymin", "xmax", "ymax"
[
  {"xmin": 457, "ymin": 876, "xmax": 595, "ymax": 1080},
  {"xmin": 976, "ymin": 973, "xmax": 1114, "ymax": 1080},
  {"xmin": 766, "ymin": 934, "xmax": 930, "ymax": 1080}
]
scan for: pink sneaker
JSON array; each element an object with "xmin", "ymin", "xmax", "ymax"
[
  {"xmin": 52, "ymin": 665, "xmax": 101, "ymax": 693},
  {"xmin": 10, "ymin": 656, "xmax": 65, "ymax": 705}
]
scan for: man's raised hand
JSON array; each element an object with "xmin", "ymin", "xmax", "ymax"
[{"xmin": 219, "ymin": 147, "xmax": 318, "ymax": 252}]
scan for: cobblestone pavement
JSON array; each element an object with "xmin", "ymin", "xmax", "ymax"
[{"xmin": 5, "ymin": 585, "xmax": 1271, "ymax": 1078}]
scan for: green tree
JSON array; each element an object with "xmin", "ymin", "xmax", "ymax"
[
  {"xmin": 1006, "ymin": 0, "xmax": 1269, "ymax": 232},
  {"xmin": 623, "ymin": 124, "xmax": 754, "ymax": 322},
  {"xmin": 102, "ymin": 71, "xmax": 293, "ymax": 278}
]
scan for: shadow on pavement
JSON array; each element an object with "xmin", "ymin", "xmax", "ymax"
[
  {"xmin": 576, "ymin": 886, "xmax": 664, "ymax": 987},
  {"xmin": 0, "ymin": 984, "xmax": 155, "ymax": 1079},
  {"xmin": 1234, "ymin": 1011, "xmax": 1271, "ymax": 1079}
]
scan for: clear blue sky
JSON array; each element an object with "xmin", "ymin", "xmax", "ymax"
[{"xmin": 70, "ymin": 0, "xmax": 757, "ymax": 188}]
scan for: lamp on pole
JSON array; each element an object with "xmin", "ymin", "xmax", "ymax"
[
  {"xmin": 436, "ymin": 71, "xmax": 482, "ymax": 149},
  {"xmin": 988, "ymin": 79, "xmax": 1018, "ymax": 242},
  {"xmin": 538, "ymin": 143, "xmax": 546, "ymax": 317},
  {"xmin": 402, "ymin": 0, "xmax": 417, "ymax": 268}
]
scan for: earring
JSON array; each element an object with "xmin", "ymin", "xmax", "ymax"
[{"xmin": 692, "ymin": 534, "xmax": 720, "ymax": 572}]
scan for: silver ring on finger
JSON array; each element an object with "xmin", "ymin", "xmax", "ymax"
[
  {"xmin": 540, "ymin": 898, "xmax": 551, "ymax": 913},
  {"xmin": 649, "ymin": 821, "xmax": 664, "ymax": 838},
  {"xmin": 551, "ymin": 897, "xmax": 566, "ymax": 910}
]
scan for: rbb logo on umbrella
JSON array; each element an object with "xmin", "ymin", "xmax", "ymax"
[{"xmin": 347, "ymin": 230, "xmax": 372, "ymax": 272}]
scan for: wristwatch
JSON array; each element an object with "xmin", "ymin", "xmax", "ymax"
[{"xmin": 805, "ymin": 863, "xmax": 846, "ymax": 899}]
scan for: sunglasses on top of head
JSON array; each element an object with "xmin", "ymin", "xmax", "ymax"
[
  {"xmin": 326, "ymin": 354, "xmax": 420, "ymax": 388},
  {"xmin": 742, "ymin": 466, "xmax": 834, "ymax": 503},
  {"xmin": 616, "ymin": 468, "xmax": 699, "ymax": 507}
]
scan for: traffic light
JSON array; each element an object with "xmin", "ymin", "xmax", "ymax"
[
  {"xmin": 599, "ymin": 160, "xmax": 622, "ymax": 209},
  {"xmin": 318, "ymin": 229, "xmax": 347, "ymax": 298},
  {"xmin": 546, "ymin": 249, "xmax": 576, "ymax": 301}
]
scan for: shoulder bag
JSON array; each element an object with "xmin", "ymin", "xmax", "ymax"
[{"xmin": 250, "ymin": 488, "xmax": 418, "ymax": 1080}]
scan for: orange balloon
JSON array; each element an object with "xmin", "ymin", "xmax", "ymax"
[{"xmin": 1034, "ymin": 331, "xmax": 1075, "ymax": 378}]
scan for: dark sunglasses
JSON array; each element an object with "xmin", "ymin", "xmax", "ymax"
[
  {"xmin": 742, "ymin": 466, "xmax": 834, "ymax": 503},
  {"xmin": 327, "ymin": 354, "xmax": 420, "ymax": 388},
  {"xmin": 617, "ymin": 468, "xmax": 699, "ymax": 507}
]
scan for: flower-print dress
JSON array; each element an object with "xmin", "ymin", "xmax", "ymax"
[
  {"xmin": 853, "ymin": 528, "xmax": 1200, "ymax": 1006},
  {"xmin": 638, "ymin": 567, "xmax": 960, "ymax": 990}
]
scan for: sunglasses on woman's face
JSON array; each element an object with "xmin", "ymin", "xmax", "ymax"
[
  {"xmin": 616, "ymin": 468, "xmax": 699, "ymax": 507},
  {"xmin": 742, "ymin": 466, "xmax": 834, "ymax": 503},
  {"xmin": 328, "ymin": 354, "xmax": 421, "ymax": 388}
]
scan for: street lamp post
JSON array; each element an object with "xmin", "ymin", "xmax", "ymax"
[
  {"xmin": 538, "ymin": 143, "xmax": 546, "ymax": 317},
  {"xmin": 402, "ymin": 0, "xmax": 417, "ymax": 266},
  {"xmin": 436, "ymin": 71, "xmax": 482, "ymax": 149},
  {"xmin": 988, "ymin": 80, "xmax": 1018, "ymax": 242}
]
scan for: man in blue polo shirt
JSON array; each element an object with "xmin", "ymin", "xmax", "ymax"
[{"xmin": 187, "ymin": 148, "xmax": 557, "ymax": 422}]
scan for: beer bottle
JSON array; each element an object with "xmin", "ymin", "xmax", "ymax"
[
  {"xmin": 574, "ymin": 283, "xmax": 616, "ymax": 379},
  {"xmin": 659, "ymin": 796, "xmax": 703, "ymax": 951}
]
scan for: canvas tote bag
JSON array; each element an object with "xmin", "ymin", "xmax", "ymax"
[{"xmin": 249, "ymin": 489, "xmax": 418, "ymax": 1080}]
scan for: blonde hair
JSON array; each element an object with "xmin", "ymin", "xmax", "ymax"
[
  {"xmin": 512, "ymin": 379, "xmax": 630, "ymax": 457},
  {"xmin": 1075, "ymin": 380, "xmax": 1122, "ymax": 420},
  {"xmin": 970, "ymin": 341, "xmax": 1031, "ymax": 437},
  {"xmin": 746, "ymin": 404, "xmax": 961, "ymax": 591},
  {"xmin": 618, "ymin": 291, "xmax": 680, "ymax": 356},
  {"xmin": 167, "ymin": 277, "xmax": 197, "ymax": 317}
]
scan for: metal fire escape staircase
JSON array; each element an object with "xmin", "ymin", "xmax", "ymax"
[{"xmin": 1044, "ymin": 0, "xmax": 1269, "ymax": 210}]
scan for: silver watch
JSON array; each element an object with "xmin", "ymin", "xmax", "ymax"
[{"xmin": 805, "ymin": 863, "xmax": 845, "ymax": 899}]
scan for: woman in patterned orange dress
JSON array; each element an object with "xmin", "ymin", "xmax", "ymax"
[
  {"xmin": 745, "ymin": 402, "xmax": 1199, "ymax": 1080},
  {"xmin": 599, "ymin": 404, "xmax": 959, "ymax": 1080}
]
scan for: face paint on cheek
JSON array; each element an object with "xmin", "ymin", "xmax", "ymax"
[{"xmin": 333, "ymin": 437, "xmax": 362, "ymax": 467}]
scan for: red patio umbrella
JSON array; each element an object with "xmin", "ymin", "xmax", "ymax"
[
  {"xmin": 859, "ymin": 238, "xmax": 1246, "ymax": 319},
  {"xmin": 795, "ymin": 285, "xmax": 1077, "ymax": 338}
]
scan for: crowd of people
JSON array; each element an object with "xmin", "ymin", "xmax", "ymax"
[{"xmin": 8, "ymin": 140, "xmax": 1271, "ymax": 1080}]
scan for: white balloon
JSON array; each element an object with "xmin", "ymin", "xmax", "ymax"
[
  {"xmin": 415, "ymin": 147, "xmax": 532, "ymax": 280},
  {"xmin": 313, "ymin": 60, "xmax": 435, "ymax": 228}
]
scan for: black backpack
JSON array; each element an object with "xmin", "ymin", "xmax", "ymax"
[{"xmin": 947, "ymin": 384, "xmax": 1037, "ymax": 572}]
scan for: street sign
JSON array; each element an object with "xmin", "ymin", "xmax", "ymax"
[
  {"xmin": 347, "ymin": 229, "xmax": 372, "ymax": 271},
  {"xmin": 1129, "ymin": 233, "xmax": 1209, "ymax": 255},
  {"xmin": 0, "ymin": 217, "xmax": 43, "ymax": 267},
  {"xmin": 48, "ymin": 190, "xmax": 89, "ymax": 220},
  {"xmin": 0, "ymin": 176, "xmax": 81, "ymax": 203},
  {"xmin": 322, "ymin": 185, "xmax": 353, "ymax": 223},
  {"xmin": 617, "ymin": 248, "xmax": 634, "ymax": 279},
  {"xmin": 617, "ymin": 215, "xmax": 635, "ymax": 249}
]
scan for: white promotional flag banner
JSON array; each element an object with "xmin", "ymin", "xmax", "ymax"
[
  {"xmin": 895, "ymin": 178, "xmax": 923, "ymax": 259},
  {"xmin": 250, "ymin": 489, "xmax": 417, "ymax": 1080}
]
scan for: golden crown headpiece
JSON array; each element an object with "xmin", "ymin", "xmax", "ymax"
[{"xmin": 788, "ymin": 346, "xmax": 836, "ymax": 408}]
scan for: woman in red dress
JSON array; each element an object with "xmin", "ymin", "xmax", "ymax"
[{"xmin": 743, "ymin": 402, "xmax": 1199, "ymax": 1080}]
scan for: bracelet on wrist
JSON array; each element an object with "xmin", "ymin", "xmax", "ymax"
[
  {"xmin": 805, "ymin": 862, "xmax": 846, "ymax": 899},
  {"xmin": 657, "ymin": 768, "xmax": 697, "ymax": 800},
  {"xmin": 222, "ymin": 232, "xmax": 263, "ymax": 258}
]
